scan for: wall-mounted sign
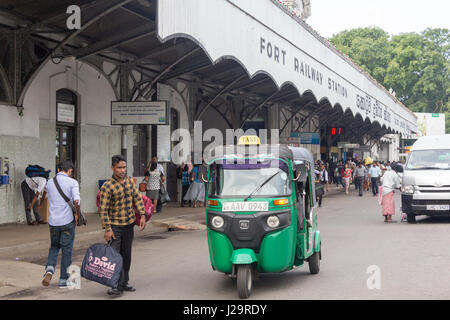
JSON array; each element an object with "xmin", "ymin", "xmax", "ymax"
[
  {"xmin": 339, "ymin": 143, "xmax": 359, "ymax": 149},
  {"xmin": 357, "ymin": 145, "xmax": 370, "ymax": 152},
  {"xmin": 57, "ymin": 103, "xmax": 75, "ymax": 123},
  {"xmin": 280, "ymin": 136, "xmax": 301, "ymax": 144},
  {"xmin": 284, "ymin": 133, "xmax": 319, "ymax": 145},
  {"xmin": 300, "ymin": 132, "xmax": 320, "ymax": 144},
  {"xmin": 111, "ymin": 101, "xmax": 168, "ymax": 125}
]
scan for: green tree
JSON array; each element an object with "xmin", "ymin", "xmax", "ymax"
[
  {"xmin": 330, "ymin": 27, "xmax": 450, "ymax": 133},
  {"xmin": 330, "ymin": 27, "xmax": 390, "ymax": 84}
]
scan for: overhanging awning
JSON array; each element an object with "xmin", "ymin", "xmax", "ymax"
[{"xmin": 158, "ymin": 0, "xmax": 417, "ymax": 136}]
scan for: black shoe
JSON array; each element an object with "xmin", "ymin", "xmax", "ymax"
[
  {"xmin": 121, "ymin": 285, "xmax": 136, "ymax": 292},
  {"xmin": 107, "ymin": 288, "xmax": 123, "ymax": 296}
]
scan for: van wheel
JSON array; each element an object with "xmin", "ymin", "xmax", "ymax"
[
  {"xmin": 308, "ymin": 250, "xmax": 320, "ymax": 274},
  {"xmin": 407, "ymin": 213, "xmax": 416, "ymax": 223},
  {"xmin": 237, "ymin": 264, "xmax": 252, "ymax": 299}
]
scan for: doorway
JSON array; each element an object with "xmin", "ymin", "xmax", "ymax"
[
  {"xmin": 56, "ymin": 89, "xmax": 77, "ymax": 173},
  {"xmin": 133, "ymin": 125, "xmax": 148, "ymax": 177}
]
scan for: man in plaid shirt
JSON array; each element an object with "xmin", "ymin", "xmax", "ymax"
[{"xmin": 99, "ymin": 155, "xmax": 146, "ymax": 296}]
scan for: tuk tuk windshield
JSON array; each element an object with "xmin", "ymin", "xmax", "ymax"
[{"xmin": 208, "ymin": 159, "xmax": 292, "ymax": 198}]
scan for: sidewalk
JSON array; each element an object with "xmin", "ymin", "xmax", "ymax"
[{"xmin": 0, "ymin": 203, "xmax": 206, "ymax": 299}]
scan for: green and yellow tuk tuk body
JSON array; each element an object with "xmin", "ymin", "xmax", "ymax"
[{"xmin": 205, "ymin": 138, "xmax": 321, "ymax": 298}]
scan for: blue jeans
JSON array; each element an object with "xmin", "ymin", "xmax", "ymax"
[{"xmin": 45, "ymin": 221, "xmax": 75, "ymax": 280}]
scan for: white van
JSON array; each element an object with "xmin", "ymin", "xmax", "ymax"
[{"xmin": 402, "ymin": 134, "xmax": 450, "ymax": 222}]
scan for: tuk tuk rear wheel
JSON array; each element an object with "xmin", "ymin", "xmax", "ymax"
[
  {"xmin": 308, "ymin": 250, "xmax": 320, "ymax": 274},
  {"xmin": 237, "ymin": 264, "xmax": 252, "ymax": 299}
]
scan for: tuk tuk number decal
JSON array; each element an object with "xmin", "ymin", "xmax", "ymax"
[{"xmin": 222, "ymin": 201, "xmax": 269, "ymax": 212}]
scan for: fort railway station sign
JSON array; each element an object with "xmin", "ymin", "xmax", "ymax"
[{"xmin": 158, "ymin": 0, "xmax": 417, "ymax": 136}]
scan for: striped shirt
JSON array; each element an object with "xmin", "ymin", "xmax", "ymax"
[{"xmin": 99, "ymin": 176, "xmax": 145, "ymax": 231}]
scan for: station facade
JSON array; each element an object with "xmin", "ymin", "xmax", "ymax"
[{"xmin": 0, "ymin": 0, "xmax": 417, "ymax": 224}]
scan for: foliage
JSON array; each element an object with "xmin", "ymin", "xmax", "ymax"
[{"xmin": 330, "ymin": 27, "xmax": 450, "ymax": 133}]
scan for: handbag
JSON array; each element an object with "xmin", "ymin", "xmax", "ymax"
[
  {"xmin": 53, "ymin": 176, "xmax": 87, "ymax": 226},
  {"xmin": 139, "ymin": 180, "xmax": 147, "ymax": 193},
  {"xmin": 159, "ymin": 182, "xmax": 170, "ymax": 205}
]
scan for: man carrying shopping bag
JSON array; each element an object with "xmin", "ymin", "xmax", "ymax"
[{"xmin": 98, "ymin": 155, "xmax": 147, "ymax": 296}]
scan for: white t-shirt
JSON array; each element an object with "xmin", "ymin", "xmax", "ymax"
[
  {"xmin": 147, "ymin": 169, "xmax": 163, "ymax": 190},
  {"xmin": 25, "ymin": 177, "xmax": 47, "ymax": 196}
]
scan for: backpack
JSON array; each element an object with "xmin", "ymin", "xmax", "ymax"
[{"xmin": 25, "ymin": 164, "xmax": 51, "ymax": 179}]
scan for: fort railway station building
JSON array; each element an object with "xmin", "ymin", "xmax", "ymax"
[{"xmin": 0, "ymin": 0, "xmax": 417, "ymax": 224}]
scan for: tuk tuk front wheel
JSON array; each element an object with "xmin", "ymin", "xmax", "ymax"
[
  {"xmin": 308, "ymin": 250, "xmax": 320, "ymax": 274},
  {"xmin": 237, "ymin": 264, "xmax": 252, "ymax": 299}
]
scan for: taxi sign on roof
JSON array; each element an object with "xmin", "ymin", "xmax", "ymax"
[{"xmin": 238, "ymin": 135, "xmax": 260, "ymax": 145}]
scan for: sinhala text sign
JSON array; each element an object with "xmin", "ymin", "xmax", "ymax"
[
  {"xmin": 111, "ymin": 101, "xmax": 168, "ymax": 125},
  {"xmin": 157, "ymin": 0, "xmax": 417, "ymax": 136}
]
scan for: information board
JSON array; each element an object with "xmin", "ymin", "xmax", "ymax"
[{"xmin": 111, "ymin": 101, "xmax": 168, "ymax": 125}]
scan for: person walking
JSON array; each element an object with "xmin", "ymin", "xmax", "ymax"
[
  {"xmin": 41, "ymin": 161, "xmax": 80, "ymax": 288},
  {"xmin": 336, "ymin": 160, "xmax": 344, "ymax": 189},
  {"xmin": 318, "ymin": 162, "xmax": 329, "ymax": 193},
  {"xmin": 198, "ymin": 158, "xmax": 208, "ymax": 207},
  {"xmin": 343, "ymin": 163, "xmax": 352, "ymax": 195},
  {"xmin": 144, "ymin": 162, "xmax": 165, "ymax": 210},
  {"xmin": 180, "ymin": 165, "xmax": 191, "ymax": 207},
  {"xmin": 368, "ymin": 161, "xmax": 382, "ymax": 196},
  {"xmin": 98, "ymin": 155, "xmax": 147, "ymax": 296},
  {"xmin": 353, "ymin": 162, "xmax": 366, "ymax": 196},
  {"xmin": 183, "ymin": 164, "xmax": 205, "ymax": 208},
  {"xmin": 148, "ymin": 156, "xmax": 165, "ymax": 213},
  {"xmin": 21, "ymin": 175, "xmax": 47, "ymax": 225},
  {"xmin": 380, "ymin": 164, "xmax": 401, "ymax": 223},
  {"xmin": 314, "ymin": 170, "xmax": 325, "ymax": 207}
]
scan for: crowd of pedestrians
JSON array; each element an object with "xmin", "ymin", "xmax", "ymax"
[{"xmin": 318, "ymin": 157, "xmax": 405, "ymax": 222}]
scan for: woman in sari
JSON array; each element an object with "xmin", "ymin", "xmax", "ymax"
[{"xmin": 380, "ymin": 164, "xmax": 401, "ymax": 222}]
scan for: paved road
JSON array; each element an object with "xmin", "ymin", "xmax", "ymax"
[{"xmin": 16, "ymin": 188, "xmax": 450, "ymax": 300}]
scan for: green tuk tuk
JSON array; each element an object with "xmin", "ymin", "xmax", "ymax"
[{"xmin": 204, "ymin": 136, "xmax": 321, "ymax": 298}]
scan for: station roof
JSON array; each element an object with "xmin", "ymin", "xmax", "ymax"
[{"xmin": 0, "ymin": 0, "xmax": 417, "ymax": 140}]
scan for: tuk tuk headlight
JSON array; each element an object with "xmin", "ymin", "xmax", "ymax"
[
  {"xmin": 267, "ymin": 216, "xmax": 280, "ymax": 228},
  {"xmin": 402, "ymin": 185, "xmax": 415, "ymax": 194},
  {"xmin": 212, "ymin": 216, "xmax": 224, "ymax": 229}
]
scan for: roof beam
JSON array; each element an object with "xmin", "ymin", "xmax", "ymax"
[
  {"xmin": 120, "ymin": 4, "xmax": 155, "ymax": 23},
  {"xmin": 195, "ymin": 73, "xmax": 248, "ymax": 120},
  {"xmin": 74, "ymin": 24, "xmax": 156, "ymax": 59},
  {"xmin": 133, "ymin": 48, "xmax": 201, "ymax": 100},
  {"xmin": 52, "ymin": 0, "xmax": 135, "ymax": 54},
  {"xmin": 161, "ymin": 61, "xmax": 212, "ymax": 80}
]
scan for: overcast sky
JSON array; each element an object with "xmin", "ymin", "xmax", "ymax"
[{"xmin": 306, "ymin": 0, "xmax": 450, "ymax": 38}]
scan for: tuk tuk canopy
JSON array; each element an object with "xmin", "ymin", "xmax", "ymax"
[{"xmin": 205, "ymin": 144, "xmax": 313, "ymax": 164}]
